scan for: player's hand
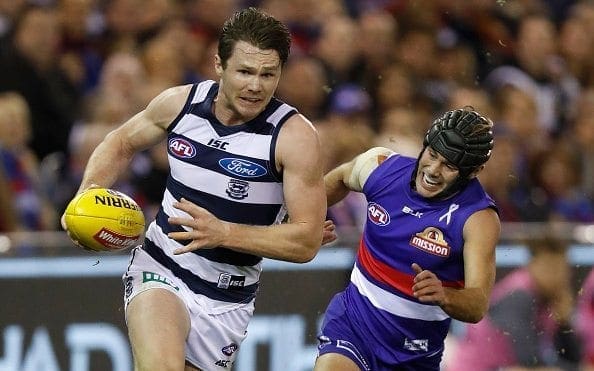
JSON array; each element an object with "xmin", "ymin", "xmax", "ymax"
[
  {"xmin": 167, "ymin": 198, "xmax": 230, "ymax": 254},
  {"xmin": 61, "ymin": 183, "xmax": 103, "ymax": 251},
  {"xmin": 411, "ymin": 263, "xmax": 446, "ymax": 305},
  {"xmin": 321, "ymin": 219, "xmax": 337, "ymax": 245}
]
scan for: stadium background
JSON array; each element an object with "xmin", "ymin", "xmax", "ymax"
[{"xmin": 1, "ymin": 0, "xmax": 594, "ymax": 370}]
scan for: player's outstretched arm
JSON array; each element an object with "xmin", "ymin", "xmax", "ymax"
[{"xmin": 61, "ymin": 85, "xmax": 192, "ymax": 235}]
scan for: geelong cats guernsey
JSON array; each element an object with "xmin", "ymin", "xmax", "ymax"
[
  {"xmin": 345, "ymin": 152, "xmax": 496, "ymax": 363},
  {"xmin": 142, "ymin": 80, "xmax": 296, "ymax": 304}
]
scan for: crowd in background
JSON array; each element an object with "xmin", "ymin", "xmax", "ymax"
[
  {"xmin": 0, "ymin": 0, "xmax": 593, "ymax": 233},
  {"xmin": 0, "ymin": 0, "xmax": 594, "ymax": 369}
]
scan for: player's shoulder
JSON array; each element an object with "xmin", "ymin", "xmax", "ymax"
[
  {"xmin": 144, "ymin": 84, "xmax": 193, "ymax": 126},
  {"xmin": 357, "ymin": 146, "xmax": 396, "ymax": 162}
]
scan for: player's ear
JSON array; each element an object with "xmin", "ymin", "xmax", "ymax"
[
  {"xmin": 214, "ymin": 55, "xmax": 223, "ymax": 76},
  {"xmin": 468, "ymin": 165, "xmax": 485, "ymax": 179}
]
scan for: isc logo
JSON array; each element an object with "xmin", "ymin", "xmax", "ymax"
[
  {"xmin": 168, "ymin": 138, "xmax": 196, "ymax": 158},
  {"xmin": 368, "ymin": 202, "xmax": 390, "ymax": 226}
]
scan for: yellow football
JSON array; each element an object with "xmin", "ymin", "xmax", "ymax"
[{"xmin": 64, "ymin": 188, "xmax": 145, "ymax": 252}]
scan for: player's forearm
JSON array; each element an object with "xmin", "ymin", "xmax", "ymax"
[
  {"xmin": 441, "ymin": 287, "xmax": 489, "ymax": 323},
  {"xmin": 324, "ymin": 164, "xmax": 352, "ymax": 206},
  {"xmin": 222, "ymin": 221, "xmax": 323, "ymax": 263},
  {"xmin": 78, "ymin": 133, "xmax": 135, "ymax": 193}
]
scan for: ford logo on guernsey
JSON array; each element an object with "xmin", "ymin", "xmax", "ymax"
[
  {"xmin": 219, "ymin": 158, "xmax": 268, "ymax": 178},
  {"xmin": 368, "ymin": 202, "xmax": 390, "ymax": 226},
  {"xmin": 168, "ymin": 138, "xmax": 196, "ymax": 158}
]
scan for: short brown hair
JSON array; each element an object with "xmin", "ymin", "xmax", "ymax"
[{"xmin": 218, "ymin": 7, "xmax": 291, "ymax": 69}]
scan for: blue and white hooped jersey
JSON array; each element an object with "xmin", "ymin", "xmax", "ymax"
[{"xmin": 142, "ymin": 80, "xmax": 297, "ymax": 304}]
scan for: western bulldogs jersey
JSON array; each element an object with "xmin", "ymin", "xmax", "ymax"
[
  {"xmin": 325, "ymin": 152, "xmax": 496, "ymax": 365},
  {"xmin": 142, "ymin": 80, "xmax": 297, "ymax": 304}
]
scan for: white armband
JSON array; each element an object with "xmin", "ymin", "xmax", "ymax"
[{"xmin": 346, "ymin": 147, "xmax": 394, "ymax": 191}]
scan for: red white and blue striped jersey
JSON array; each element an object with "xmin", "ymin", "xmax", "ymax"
[{"xmin": 350, "ymin": 152, "xmax": 496, "ymax": 361}]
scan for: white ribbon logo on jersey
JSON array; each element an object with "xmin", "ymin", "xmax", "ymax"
[
  {"xmin": 438, "ymin": 203, "xmax": 459, "ymax": 225},
  {"xmin": 409, "ymin": 227, "xmax": 450, "ymax": 257}
]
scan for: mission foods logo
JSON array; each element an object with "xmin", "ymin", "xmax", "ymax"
[
  {"xmin": 169, "ymin": 138, "xmax": 196, "ymax": 158},
  {"xmin": 219, "ymin": 158, "xmax": 267, "ymax": 178},
  {"xmin": 409, "ymin": 227, "xmax": 450, "ymax": 257}
]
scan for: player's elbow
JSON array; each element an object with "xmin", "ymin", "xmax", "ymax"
[
  {"xmin": 293, "ymin": 244, "xmax": 319, "ymax": 263},
  {"xmin": 461, "ymin": 301, "xmax": 489, "ymax": 324},
  {"xmin": 465, "ymin": 311, "xmax": 486, "ymax": 324}
]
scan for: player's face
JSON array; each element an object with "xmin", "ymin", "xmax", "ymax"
[
  {"xmin": 214, "ymin": 40, "xmax": 282, "ymax": 125},
  {"xmin": 414, "ymin": 147, "xmax": 460, "ymax": 198}
]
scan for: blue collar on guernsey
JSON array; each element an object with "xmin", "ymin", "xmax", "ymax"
[{"xmin": 141, "ymin": 240, "xmax": 259, "ymax": 303}]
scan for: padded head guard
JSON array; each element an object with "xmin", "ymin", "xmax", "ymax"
[{"xmin": 423, "ymin": 108, "xmax": 494, "ymax": 177}]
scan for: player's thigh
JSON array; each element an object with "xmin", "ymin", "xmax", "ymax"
[
  {"xmin": 314, "ymin": 353, "xmax": 361, "ymax": 371},
  {"xmin": 127, "ymin": 288, "xmax": 190, "ymax": 369}
]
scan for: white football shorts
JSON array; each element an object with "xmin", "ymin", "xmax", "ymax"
[{"xmin": 122, "ymin": 246, "xmax": 255, "ymax": 370}]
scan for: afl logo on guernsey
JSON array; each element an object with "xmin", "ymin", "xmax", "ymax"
[
  {"xmin": 219, "ymin": 158, "xmax": 268, "ymax": 178},
  {"xmin": 368, "ymin": 202, "xmax": 390, "ymax": 226},
  {"xmin": 169, "ymin": 138, "xmax": 196, "ymax": 158}
]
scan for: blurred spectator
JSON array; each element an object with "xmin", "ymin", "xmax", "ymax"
[
  {"xmin": 276, "ymin": 55, "xmax": 329, "ymax": 120},
  {"xmin": 356, "ymin": 8, "xmax": 398, "ymax": 93},
  {"xmin": 491, "ymin": 84, "xmax": 551, "ymax": 173},
  {"xmin": 528, "ymin": 142, "xmax": 594, "ymax": 223},
  {"xmin": 449, "ymin": 233, "xmax": 582, "ymax": 370},
  {"xmin": 372, "ymin": 62, "xmax": 417, "ymax": 123},
  {"xmin": 483, "ymin": 12, "xmax": 580, "ymax": 136},
  {"xmin": 577, "ymin": 268, "xmax": 594, "ymax": 371},
  {"xmin": 558, "ymin": 5, "xmax": 594, "ymax": 89},
  {"xmin": 479, "ymin": 132, "xmax": 543, "ymax": 222},
  {"xmin": 560, "ymin": 88, "xmax": 594, "ymax": 200},
  {"xmin": 57, "ymin": 0, "xmax": 104, "ymax": 94},
  {"xmin": 395, "ymin": 26, "xmax": 437, "ymax": 84},
  {"xmin": 0, "ymin": 3, "xmax": 80, "ymax": 160},
  {"xmin": 99, "ymin": 0, "xmax": 180, "ymax": 54},
  {"xmin": 438, "ymin": 0, "xmax": 514, "ymax": 80},
  {"xmin": 139, "ymin": 19, "xmax": 191, "ymax": 102},
  {"xmin": 446, "ymin": 85, "xmax": 494, "ymax": 119},
  {"xmin": 0, "ymin": 0, "xmax": 26, "ymax": 37},
  {"xmin": 0, "ymin": 91, "xmax": 59, "ymax": 231},
  {"xmin": 311, "ymin": 14, "xmax": 361, "ymax": 90},
  {"xmin": 317, "ymin": 83, "xmax": 375, "ymax": 172},
  {"xmin": 428, "ymin": 41, "xmax": 481, "ymax": 109},
  {"xmin": 373, "ymin": 107, "xmax": 423, "ymax": 157},
  {"xmin": 185, "ymin": 0, "xmax": 239, "ymax": 41},
  {"xmin": 317, "ymin": 84, "xmax": 374, "ymax": 232}
]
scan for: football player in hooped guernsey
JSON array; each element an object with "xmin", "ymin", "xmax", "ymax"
[
  {"xmin": 315, "ymin": 108, "xmax": 501, "ymax": 371},
  {"xmin": 61, "ymin": 8, "xmax": 330, "ymax": 371}
]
